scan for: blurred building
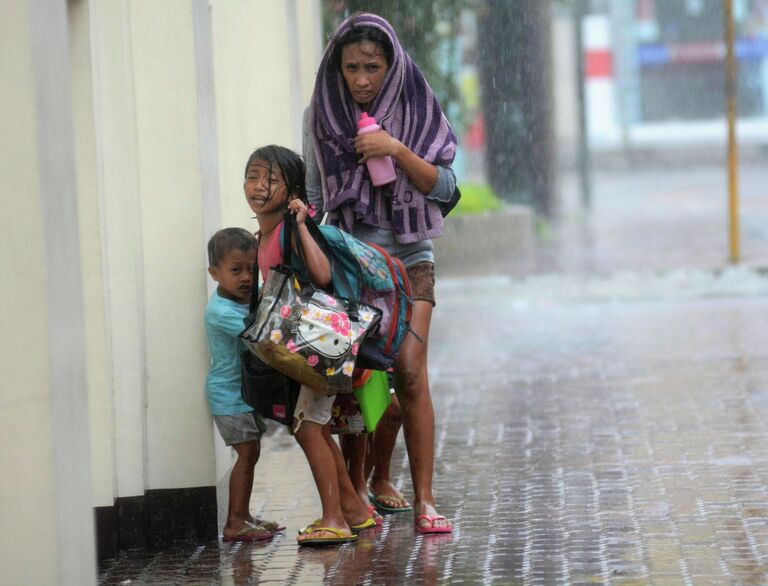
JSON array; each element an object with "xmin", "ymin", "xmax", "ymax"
[{"xmin": 582, "ymin": 0, "xmax": 768, "ymax": 149}]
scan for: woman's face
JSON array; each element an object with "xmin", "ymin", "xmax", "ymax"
[{"xmin": 340, "ymin": 40, "xmax": 389, "ymax": 109}]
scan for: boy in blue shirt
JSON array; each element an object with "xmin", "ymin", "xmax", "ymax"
[{"xmin": 205, "ymin": 227, "xmax": 283, "ymax": 541}]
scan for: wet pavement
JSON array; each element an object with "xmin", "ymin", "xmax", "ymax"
[{"xmin": 99, "ymin": 163, "xmax": 768, "ymax": 585}]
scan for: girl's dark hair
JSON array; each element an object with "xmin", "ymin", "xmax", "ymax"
[
  {"xmin": 243, "ymin": 144, "xmax": 307, "ymax": 205},
  {"xmin": 331, "ymin": 25, "xmax": 394, "ymax": 72},
  {"xmin": 207, "ymin": 227, "xmax": 256, "ymax": 267}
]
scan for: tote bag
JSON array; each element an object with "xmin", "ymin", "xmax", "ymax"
[{"xmin": 241, "ymin": 213, "xmax": 381, "ymax": 395}]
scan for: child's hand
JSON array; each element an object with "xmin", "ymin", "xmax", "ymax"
[{"xmin": 287, "ymin": 198, "xmax": 310, "ymax": 225}]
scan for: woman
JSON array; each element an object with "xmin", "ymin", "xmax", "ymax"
[{"xmin": 304, "ymin": 12, "xmax": 457, "ymax": 534}]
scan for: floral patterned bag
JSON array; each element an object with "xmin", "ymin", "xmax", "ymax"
[{"xmin": 241, "ymin": 215, "xmax": 381, "ymax": 396}]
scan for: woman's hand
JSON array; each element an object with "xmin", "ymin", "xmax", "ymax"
[
  {"xmin": 287, "ymin": 198, "xmax": 310, "ymax": 225},
  {"xmin": 356, "ymin": 130, "xmax": 439, "ymax": 194},
  {"xmin": 354, "ymin": 130, "xmax": 401, "ymax": 164}
]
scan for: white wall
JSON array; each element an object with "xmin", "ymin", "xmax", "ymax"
[
  {"xmin": 88, "ymin": 0, "xmax": 148, "ymax": 502},
  {"xmin": 1, "ymin": 0, "xmax": 323, "ymax": 574},
  {"xmin": 70, "ymin": 0, "xmax": 115, "ymax": 510},
  {"xmin": 85, "ymin": 0, "xmax": 226, "ymax": 504},
  {"xmin": 211, "ymin": 0, "xmax": 322, "ymax": 232},
  {"xmin": 128, "ymin": 0, "xmax": 215, "ymax": 491},
  {"xmin": 1, "ymin": 1, "xmax": 96, "ymax": 583}
]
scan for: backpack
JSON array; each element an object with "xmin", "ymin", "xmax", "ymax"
[{"xmin": 291, "ymin": 218, "xmax": 414, "ymax": 371}]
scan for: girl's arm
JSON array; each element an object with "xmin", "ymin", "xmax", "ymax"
[
  {"xmin": 354, "ymin": 131, "xmax": 438, "ymax": 194},
  {"xmin": 287, "ymin": 199, "xmax": 331, "ymax": 288}
]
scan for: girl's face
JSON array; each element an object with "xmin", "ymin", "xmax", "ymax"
[
  {"xmin": 340, "ymin": 40, "xmax": 389, "ymax": 109},
  {"xmin": 244, "ymin": 160, "xmax": 289, "ymax": 216}
]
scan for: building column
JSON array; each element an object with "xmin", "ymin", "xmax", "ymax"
[
  {"xmin": 88, "ymin": 0, "xmax": 217, "ymax": 557},
  {"xmin": 0, "ymin": 1, "xmax": 96, "ymax": 584}
]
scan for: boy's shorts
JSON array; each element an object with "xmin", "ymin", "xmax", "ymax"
[
  {"xmin": 293, "ymin": 384, "xmax": 335, "ymax": 433},
  {"xmin": 213, "ymin": 411, "xmax": 266, "ymax": 446},
  {"xmin": 407, "ymin": 261, "xmax": 436, "ymax": 307}
]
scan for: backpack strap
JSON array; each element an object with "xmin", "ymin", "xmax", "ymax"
[
  {"xmin": 367, "ymin": 243, "xmax": 423, "ymax": 347},
  {"xmin": 247, "ymin": 232, "xmax": 262, "ymax": 317},
  {"xmin": 281, "ymin": 211, "xmax": 314, "ymax": 285},
  {"xmin": 287, "ymin": 212, "xmax": 358, "ymax": 298}
]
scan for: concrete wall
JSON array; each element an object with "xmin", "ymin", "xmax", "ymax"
[
  {"xmin": 1, "ymin": 1, "xmax": 96, "ymax": 583},
  {"xmin": 1, "ymin": 0, "xmax": 322, "ymax": 577},
  {"xmin": 83, "ymin": 0, "xmax": 216, "ymax": 509},
  {"xmin": 212, "ymin": 0, "xmax": 322, "ymax": 231}
]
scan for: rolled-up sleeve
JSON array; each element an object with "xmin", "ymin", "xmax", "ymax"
[
  {"xmin": 302, "ymin": 107, "xmax": 324, "ymax": 216},
  {"xmin": 425, "ymin": 165, "xmax": 457, "ymax": 203}
]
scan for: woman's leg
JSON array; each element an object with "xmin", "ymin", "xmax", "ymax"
[{"xmin": 395, "ymin": 300, "xmax": 451, "ymax": 531}]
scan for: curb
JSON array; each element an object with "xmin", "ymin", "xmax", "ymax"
[{"xmin": 434, "ymin": 205, "xmax": 536, "ymax": 276}]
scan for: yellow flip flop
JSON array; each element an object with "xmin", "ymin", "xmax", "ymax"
[
  {"xmin": 350, "ymin": 516, "xmax": 377, "ymax": 534},
  {"xmin": 296, "ymin": 525, "xmax": 358, "ymax": 546}
]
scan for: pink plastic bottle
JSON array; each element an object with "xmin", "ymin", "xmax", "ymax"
[{"xmin": 357, "ymin": 112, "xmax": 397, "ymax": 186}]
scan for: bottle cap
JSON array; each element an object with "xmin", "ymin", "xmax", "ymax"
[{"xmin": 358, "ymin": 112, "xmax": 378, "ymax": 129}]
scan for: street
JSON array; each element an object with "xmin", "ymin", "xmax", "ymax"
[{"xmin": 99, "ymin": 161, "xmax": 768, "ymax": 584}]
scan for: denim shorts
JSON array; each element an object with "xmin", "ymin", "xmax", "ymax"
[{"xmin": 406, "ymin": 261, "xmax": 436, "ymax": 306}]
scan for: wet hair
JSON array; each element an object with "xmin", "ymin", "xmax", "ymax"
[
  {"xmin": 331, "ymin": 25, "xmax": 394, "ymax": 72},
  {"xmin": 243, "ymin": 144, "xmax": 307, "ymax": 205},
  {"xmin": 207, "ymin": 227, "xmax": 257, "ymax": 267}
]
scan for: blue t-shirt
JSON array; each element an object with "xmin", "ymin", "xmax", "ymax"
[{"xmin": 204, "ymin": 290, "xmax": 253, "ymax": 416}]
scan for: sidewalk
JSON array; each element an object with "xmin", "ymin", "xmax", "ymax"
[{"xmin": 99, "ymin": 160, "xmax": 768, "ymax": 585}]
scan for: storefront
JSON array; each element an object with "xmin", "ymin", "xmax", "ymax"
[{"xmin": 585, "ymin": 0, "xmax": 768, "ymax": 147}]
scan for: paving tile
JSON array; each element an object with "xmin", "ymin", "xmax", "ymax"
[{"xmin": 99, "ymin": 205, "xmax": 768, "ymax": 584}]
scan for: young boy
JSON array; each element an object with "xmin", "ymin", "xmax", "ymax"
[{"xmin": 205, "ymin": 227, "xmax": 283, "ymax": 542}]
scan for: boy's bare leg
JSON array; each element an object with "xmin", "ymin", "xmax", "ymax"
[
  {"xmin": 224, "ymin": 440, "xmax": 271, "ymax": 538},
  {"xmin": 294, "ymin": 421, "xmax": 351, "ymax": 541},
  {"xmin": 395, "ymin": 301, "xmax": 451, "ymax": 531}
]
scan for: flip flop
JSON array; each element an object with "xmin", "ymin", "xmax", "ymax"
[
  {"xmin": 370, "ymin": 493, "xmax": 413, "ymax": 515},
  {"xmin": 296, "ymin": 526, "xmax": 358, "ymax": 546},
  {"xmin": 222, "ymin": 525, "xmax": 274, "ymax": 542},
  {"xmin": 297, "ymin": 519, "xmax": 322, "ymax": 535},
  {"xmin": 414, "ymin": 514, "xmax": 453, "ymax": 535},
  {"xmin": 253, "ymin": 518, "xmax": 286, "ymax": 533},
  {"xmin": 350, "ymin": 516, "xmax": 377, "ymax": 534},
  {"xmin": 367, "ymin": 505, "xmax": 384, "ymax": 526}
]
